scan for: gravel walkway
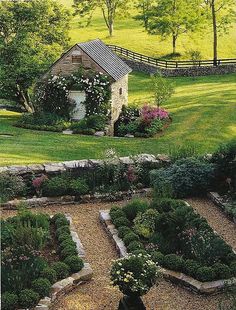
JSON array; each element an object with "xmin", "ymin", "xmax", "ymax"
[{"xmin": 2, "ymin": 199, "xmax": 234, "ymax": 310}]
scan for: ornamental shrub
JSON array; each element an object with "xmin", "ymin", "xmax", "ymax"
[
  {"xmin": 123, "ymin": 232, "xmax": 140, "ymax": 246},
  {"xmin": 230, "ymin": 262, "xmax": 236, "ymax": 276},
  {"xmin": 182, "ymin": 259, "xmax": 202, "ymax": 278},
  {"xmin": 52, "ymin": 262, "xmax": 70, "ymax": 280},
  {"xmin": 195, "ymin": 267, "xmax": 216, "ymax": 282},
  {"xmin": 59, "ymin": 239, "xmax": 76, "ymax": 251},
  {"xmin": 112, "ymin": 216, "xmax": 131, "ymax": 228},
  {"xmin": 58, "ymin": 232, "xmax": 71, "ymax": 243},
  {"xmin": 64, "ymin": 255, "xmax": 84, "ymax": 273},
  {"xmin": 127, "ymin": 241, "xmax": 144, "ymax": 252},
  {"xmin": 56, "ymin": 225, "xmax": 71, "ymax": 237},
  {"xmin": 150, "ymin": 198, "xmax": 186, "ymax": 213},
  {"xmin": 69, "ymin": 179, "xmax": 89, "ymax": 196},
  {"xmin": 60, "ymin": 245, "xmax": 78, "ymax": 259},
  {"xmin": 213, "ymin": 263, "xmax": 231, "ymax": 279},
  {"xmin": 1, "ymin": 292, "xmax": 18, "ymax": 310},
  {"xmin": 117, "ymin": 226, "xmax": 132, "ymax": 239},
  {"xmin": 110, "ymin": 208, "xmax": 126, "ymax": 222},
  {"xmin": 41, "ymin": 267, "xmax": 57, "ymax": 284},
  {"xmin": 110, "ymin": 254, "xmax": 160, "ymax": 297},
  {"xmin": 51, "ymin": 213, "xmax": 66, "ymax": 223},
  {"xmin": 86, "ymin": 114, "xmax": 107, "ymax": 131},
  {"xmin": 150, "ymin": 157, "xmax": 215, "ymax": 198},
  {"xmin": 134, "ymin": 209, "xmax": 159, "ymax": 239},
  {"xmin": 55, "ymin": 217, "xmax": 69, "ymax": 228},
  {"xmin": 0, "ymin": 172, "xmax": 26, "ymax": 202},
  {"xmin": 42, "ymin": 176, "xmax": 69, "ymax": 197},
  {"xmin": 32, "ymin": 278, "xmax": 51, "ymax": 297},
  {"xmin": 151, "ymin": 251, "xmax": 165, "ymax": 266},
  {"xmin": 122, "ymin": 199, "xmax": 149, "ymax": 221},
  {"xmin": 18, "ymin": 289, "xmax": 40, "ymax": 309},
  {"xmin": 162, "ymin": 254, "xmax": 184, "ymax": 272}
]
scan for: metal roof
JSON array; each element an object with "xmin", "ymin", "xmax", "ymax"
[{"xmin": 77, "ymin": 39, "xmax": 132, "ymax": 81}]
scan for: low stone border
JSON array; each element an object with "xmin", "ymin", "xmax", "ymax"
[
  {"xmin": 208, "ymin": 192, "xmax": 236, "ymax": 224},
  {"xmin": 99, "ymin": 210, "xmax": 236, "ymax": 295},
  {"xmin": 1, "ymin": 188, "xmax": 152, "ymax": 210},
  {"xmin": 19, "ymin": 214, "xmax": 93, "ymax": 310}
]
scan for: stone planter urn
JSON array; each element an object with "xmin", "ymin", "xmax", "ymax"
[{"xmin": 118, "ymin": 293, "xmax": 146, "ymax": 310}]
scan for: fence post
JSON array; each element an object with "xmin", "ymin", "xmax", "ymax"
[
  {"xmin": 166, "ymin": 61, "xmax": 167, "ymax": 68},
  {"xmin": 199, "ymin": 61, "xmax": 201, "ymax": 67},
  {"xmin": 176, "ymin": 62, "xmax": 178, "ymax": 68}
]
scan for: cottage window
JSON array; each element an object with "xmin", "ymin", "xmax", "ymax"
[
  {"xmin": 72, "ymin": 55, "xmax": 82, "ymax": 64},
  {"xmin": 119, "ymin": 88, "xmax": 123, "ymax": 95}
]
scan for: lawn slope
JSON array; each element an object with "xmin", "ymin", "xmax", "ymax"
[{"xmin": 0, "ymin": 72, "xmax": 235, "ymax": 166}]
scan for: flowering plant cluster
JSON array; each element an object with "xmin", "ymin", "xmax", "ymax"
[
  {"xmin": 32, "ymin": 175, "xmax": 48, "ymax": 197},
  {"xmin": 110, "ymin": 254, "xmax": 160, "ymax": 297},
  {"xmin": 117, "ymin": 104, "xmax": 170, "ymax": 138},
  {"xmin": 140, "ymin": 105, "xmax": 169, "ymax": 124},
  {"xmin": 35, "ymin": 70, "xmax": 111, "ymax": 120}
]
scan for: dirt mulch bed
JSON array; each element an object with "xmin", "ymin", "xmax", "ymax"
[{"xmin": 2, "ymin": 199, "xmax": 233, "ymax": 310}]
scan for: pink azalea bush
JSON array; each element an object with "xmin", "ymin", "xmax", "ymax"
[{"xmin": 140, "ymin": 105, "xmax": 169, "ymax": 125}]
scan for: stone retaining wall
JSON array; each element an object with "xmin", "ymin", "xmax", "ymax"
[
  {"xmin": 0, "ymin": 153, "xmax": 170, "ymax": 183},
  {"xmin": 121, "ymin": 58, "xmax": 236, "ymax": 77},
  {"xmin": 100, "ymin": 209, "xmax": 236, "ymax": 295}
]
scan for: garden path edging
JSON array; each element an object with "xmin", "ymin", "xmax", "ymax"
[
  {"xmin": 20, "ymin": 214, "xmax": 93, "ymax": 310},
  {"xmin": 208, "ymin": 192, "xmax": 236, "ymax": 224},
  {"xmin": 99, "ymin": 210, "xmax": 236, "ymax": 295}
]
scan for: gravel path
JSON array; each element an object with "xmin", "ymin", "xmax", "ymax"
[{"xmin": 2, "ymin": 199, "xmax": 233, "ymax": 310}]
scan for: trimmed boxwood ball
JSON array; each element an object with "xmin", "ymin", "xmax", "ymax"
[
  {"xmin": 56, "ymin": 225, "xmax": 70, "ymax": 237},
  {"xmin": 213, "ymin": 263, "xmax": 232, "ymax": 279},
  {"xmin": 122, "ymin": 199, "xmax": 149, "ymax": 221},
  {"xmin": 41, "ymin": 267, "xmax": 57, "ymax": 284},
  {"xmin": 110, "ymin": 205, "xmax": 121, "ymax": 216},
  {"xmin": 117, "ymin": 226, "xmax": 132, "ymax": 239},
  {"xmin": 1, "ymin": 292, "xmax": 18, "ymax": 310},
  {"xmin": 52, "ymin": 262, "xmax": 70, "ymax": 280},
  {"xmin": 162, "ymin": 254, "xmax": 184, "ymax": 272},
  {"xmin": 183, "ymin": 259, "xmax": 202, "ymax": 278},
  {"xmin": 127, "ymin": 241, "xmax": 144, "ymax": 252},
  {"xmin": 59, "ymin": 239, "xmax": 76, "ymax": 251},
  {"xmin": 110, "ymin": 209, "xmax": 126, "ymax": 222},
  {"xmin": 32, "ymin": 278, "xmax": 51, "ymax": 297},
  {"xmin": 195, "ymin": 267, "xmax": 216, "ymax": 282},
  {"xmin": 58, "ymin": 232, "xmax": 72, "ymax": 243},
  {"xmin": 64, "ymin": 255, "xmax": 84, "ymax": 273},
  {"xmin": 123, "ymin": 232, "xmax": 140, "ymax": 246},
  {"xmin": 19, "ymin": 289, "xmax": 40, "ymax": 309},
  {"xmin": 55, "ymin": 217, "xmax": 69, "ymax": 228},
  {"xmin": 52, "ymin": 213, "xmax": 66, "ymax": 223},
  {"xmin": 151, "ymin": 251, "xmax": 165, "ymax": 266},
  {"xmin": 112, "ymin": 216, "xmax": 130, "ymax": 228},
  {"xmin": 60, "ymin": 245, "xmax": 78, "ymax": 259}
]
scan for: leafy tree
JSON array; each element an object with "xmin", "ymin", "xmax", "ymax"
[
  {"xmin": 147, "ymin": 0, "xmax": 202, "ymax": 54},
  {"xmin": 202, "ymin": 0, "xmax": 236, "ymax": 65},
  {"xmin": 0, "ymin": 0, "xmax": 70, "ymax": 112},
  {"xmin": 151, "ymin": 73, "xmax": 174, "ymax": 108},
  {"xmin": 73, "ymin": 0, "xmax": 131, "ymax": 36},
  {"xmin": 134, "ymin": 0, "xmax": 154, "ymax": 30}
]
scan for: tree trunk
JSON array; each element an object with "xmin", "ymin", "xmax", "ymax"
[
  {"xmin": 16, "ymin": 84, "xmax": 34, "ymax": 113},
  {"xmin": 172, "ymin": 35, "xmax": 177, "ymax": 54},
  {"xmin": 211, "ymin": 0, "xmax": 218, "ymax": 66},
  {"xmin": 108, "ymin": 19, "xmax": 114, "ymax": 36}
]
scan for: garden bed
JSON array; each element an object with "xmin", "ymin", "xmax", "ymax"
[
  {"xmin": 99, "ymin": 199, "xmax": 236, "ymax": 295},
  {"xmin": 208, "ymin": 192, "xmax": 236, "ymax": 224},
  {"xmin": 1, "ymin": 210, "xmax": 93, "ymax": 310}
]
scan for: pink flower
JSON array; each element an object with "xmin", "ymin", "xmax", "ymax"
[
  {"xmin": 32, "ymin": 175, "xmax": 48, "ymax": 190},
  {"xmin": 140, "ymin": 105, "xmax": 169, "ymax": 124}
]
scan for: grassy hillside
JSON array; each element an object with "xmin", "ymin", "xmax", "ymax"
[
  {"xmin": 59, "ymin": 1, "xmax": 236, "ymax": 60},
  {"xmin": 1, "ymin": 72, "xmax": 235, "ymax": 166}
]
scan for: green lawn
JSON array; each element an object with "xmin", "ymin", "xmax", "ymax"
[
  {"xmin": 1, "ymin": 72, "xmax": 235, "ymax": 166},
  {"xmin": 59, "ymin": 1, "xmax": 236, "ymax": 60}
]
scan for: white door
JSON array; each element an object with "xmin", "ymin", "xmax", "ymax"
[{"xmin": 69, "ymin": 91, "xmax": 86, "ymax": 120}]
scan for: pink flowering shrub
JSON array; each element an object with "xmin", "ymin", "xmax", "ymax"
[
  {"xmin": 140, "ymin": 105, "xmax": 169, "ymax": 124},
  {"xmin": 32, "ymin": 175, "xmax": 48, "ymax": 197}
]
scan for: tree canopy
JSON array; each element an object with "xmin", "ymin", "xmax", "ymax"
[
  {"xmin": 0, "ymin": 0, "xmax": 71, "ymax": 112},
  {"xmin": 146, "ymin": 0, "xmax": 203, "ymax": 54}
]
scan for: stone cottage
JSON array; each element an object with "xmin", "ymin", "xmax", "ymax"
[{"xmin": 45, "ymin": 39, "xmax": 132, "ymax": 133}]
